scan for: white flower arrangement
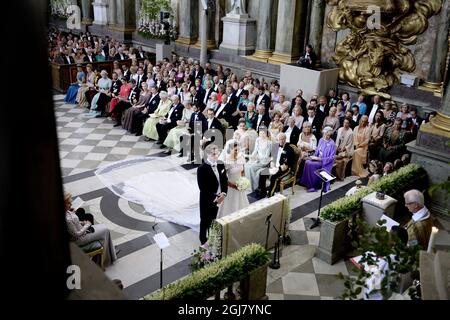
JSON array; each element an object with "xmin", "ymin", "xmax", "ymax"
[{"xmin": 235, "ymin": 176, "xmax": 250, "ymax": 192}]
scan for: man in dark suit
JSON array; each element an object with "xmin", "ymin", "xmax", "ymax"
[
  {"xmin": 306, "ymin": 107, "xmax": 323, "ymax": 140},
  {"xmin": 62, "ymin": 49, "xmax": 75, "ymax": 64},
  {"xmin": 297, "ymin": 44, "xmax": 317, "ymax": 69},
  {"xmin": 406, "ymin": 107, "xmax": 424, "ymax": 139},
  {"xmin": 257, "ymin": 133, "xmax": 296, "ymax": 198},
  {"xmin": 122, "ymin": 65, "xmax": 131, "ymax": 81},
  {"xmin": 316, "ymin": 96, "xmax": 330, "ymax": 121},
  {"xmin": 225, "ymin": 85, "xmax": 238, "ymax": 110},
  {"xmin": 351, "ymin": 105, "xmax": 363, "ymax": 125},
  {"xmin": 114, "ymin": 48, "xmax": 128, "ymax": 60},
  {"xmin": 366, "ymin": 95, "xmax": 383, "ymax": 124},
  {"xmin": 197, "ymin": 145, "xmax": 228, "ymax": 245},
  {"xmin": 283, "ymin": 117, "xmax": 301, "ymax": 146},
  {"xmin": 253, "ymin": 105, "xmax": 272, "ymax": 131},
  {"xmin": 190, "ymin": 61, "xmax": 204, "ymax": 83},
  {"xmin": 202, "ymin": 80, "xmax": 216, "ymax": 106},
  {"xmin": 84, "ymin": 49, "xmax": 96, "ymax": 63},
  {"xmin": 157, "ymin": 95, "xmax": 184, "ymax": 146},
  {"xmin": 214, "ymin": 94, "xmax": 235, "ymax": 126},
  {"xmin": 181, "ymin": 103, "xmax": 208, "ymax": 161},
  {"xmin": 190, "ymin": 86, "xmax": 205, "ymax": 112},
  {"xmin": 133, "ymin": 86, "xmax": 160, "ymax": 136},
  {"xmin": 234, "ymin": 81, "xmax": 246, "ymax": 99},
  {"xmin": 201, "ymin": 108, "xmax": 224, "ymax": 151},
  {"xmin": 136, "ymin": 46, "xmax": 148, "ymax": 60},
  {"xmin": 254, "ymin": 86, "xmax": 271, "ymax": 109}
]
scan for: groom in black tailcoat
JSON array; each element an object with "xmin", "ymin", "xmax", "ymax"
[{"xmin": 197, "ymin": 145, "xmax": 228, "ymax": 245}]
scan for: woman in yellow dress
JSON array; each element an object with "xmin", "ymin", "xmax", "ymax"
[
  {"xmin": 143, "ymin": 91, "xmax": 172, "ymax": 141},
  {"xmin": 351, "ymin": 115, "xmax": 371, "ymax": 177}
]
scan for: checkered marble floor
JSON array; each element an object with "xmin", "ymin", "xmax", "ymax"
[{"xmin": 55, "ymin": 96, "xmax": 450, "ymax": 300}]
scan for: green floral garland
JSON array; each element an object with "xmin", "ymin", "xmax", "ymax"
[
  {"xmin": 320, "ymin": 164, "xmax": 427, "ymax": 222},
  {"xmin": 145, "ymin": 243, "xmax": 269, "ymax": 300}
]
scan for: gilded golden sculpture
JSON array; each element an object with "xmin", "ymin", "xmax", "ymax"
[{"xmin": 327, "ymin": 0, "xmax": 442, "ymax": 98}]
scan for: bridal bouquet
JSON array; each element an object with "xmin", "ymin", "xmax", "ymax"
[{"xmin": 235, "ymin": 176, "xmax": 250, "ymax": 192}]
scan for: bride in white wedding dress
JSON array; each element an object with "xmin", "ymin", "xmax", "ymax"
[{"xmin": 217, "ymin": 140, "xmax": 250, "ymax": 218}]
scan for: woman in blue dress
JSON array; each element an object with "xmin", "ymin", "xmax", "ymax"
[{"xmin": 64, "ymin": 64, "xmax": 85, "ymax": 104}]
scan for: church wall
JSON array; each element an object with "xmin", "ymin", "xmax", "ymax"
[{"xmin": 320, "ymin": 4, "xmax": 337, "ymax": 69}]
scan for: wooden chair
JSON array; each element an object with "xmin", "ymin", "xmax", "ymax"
[
  {"xmin": 80, "ymin": 240, "xmax": 105, "ymax": 270},
  {"xmin": 280, "ymin": 145, "xmax": 301, "ymax": 195}
]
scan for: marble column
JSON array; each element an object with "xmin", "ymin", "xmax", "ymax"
[
  {"xmin": 81, "ymin": 0, "xmax": 93, "ymax": 25},
  {"xmin": 268, "ymin": 0, "xmax": 308, "ymax": 64},
  {"xmin": 109, "ymin": 0, "xmax": 136, "ymax": 42},
  {"xmin": 194, "ymin": 0, "xmax": 216, "ymax": 49},
  {"xmin": 215, "ymin": 0, "xmax": 226, "ymax": 47},
  {"xmin": 176, "ymin": 0, "xmax": 199, "ymax": 45},
  {"xmin": 308, "ymin": 0, "xmax": 326, "ymax": 67},
  {"xmin": 93, "ymin": 0, "xmax": 108, "ymax": 26},
  {"xmin": 107, "ymin": 0, "xmax": 117, "ymax": 27},
  {"xmin": 250, "ymin": 0, "xmax": 276, "ymax": 62},
  {"xmin": 425, "ymin": 0, "xmax": 450, "ymax": 91}
]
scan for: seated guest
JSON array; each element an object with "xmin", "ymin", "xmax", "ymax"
[
  {"xmin": 393, "ymin": 158, "xmax": 403, "ymax": 171},
  {"xmin": 291, "ymin": 106, "xmax": 305, "ymax": 130},
  {"xmin": 257, "ymin": 133, "xmax": 296, "ymax": 198},
  {"xmin": 322, "ymin": 106, "xmax": 340, "ymax": 138},
  {"xmin": 282, "ymin": 117, "xmax": 301, "ymax": 145},
  {"xmin": 268, "ymin": 112, "xmax": 284, "ymax": 143},
  {"xmin": 297, "ymin": 44, "xmax": 316, "ymax": 69},
  {"xmin": 351, "ymin": 105, "xmax": 363, "ymax": 126},
  {"xmin": 204, "ymin": 91, "xmax": 219, "ymax": 116},
  {"xmin": 337, "ymin": 101, "xmax": 346, "ymax": 127},
  {"xmin": 84, "ymin": 70, "xmax": 112, "ymax": 118},
  {"xmin": 424, "ymin": 111, "xmax": 437, "ymax": 123},
  {"xmin": 110, "ymin": 72, "xmax": 122, "ymax": 102},
  {"xmin": 401, "ymin": 153, "xmax": 410, "ymax": 166},
  {"xmin": 114, "ymin": 47, "xmax": 128, "ymax": 60},
  {"xmin": 64, "ymin": 193, "xmax": 117, "ymax": 267},
  {"xmin": 297, "ymin": 122, "xmax": 318, "ymax": 162},
  {"xmin": 112, "ymin": 79, "xmax": 140, "ymax": 127},
  {"xmin": 134, "ymin": 86, "xmax": 161, "ymax": 136},
  {"xmin": 235, "ymin": 119, "xmax": 250, "ymax": 155},
  {"xmin": 345, "ymin": 110, "xmax": 357, "ymax": 129},
  {"xmin": 231, "ymin": 90, "xmax": 250, "ymax": 125},
  {"xmin": 351, "ymin": 115, "xmax": 371, "ymax": 178},
  {"xmin": 156, "ymin": 95, "xmax": 185, "ymax": 146},
  {"xmin": 383, "ymin": 101, "xmax": 397, "ymax": 126},
  {"xmin": 291, "ymin": 93, "xmax": 308, "ymax": 116},
  {"xmin": 77, "ymin": 64, "xmax": 95, "ymax": 108},
  {"xmin": 334, "ymin": 118, "xmax": 354, "ymax": 181},
  {"xmin": 300, "ymin": 127, "xmax": 336, "ymax": 192},
  {"xmin": 352, "ymin": 94, "xmax": 367, "ymax": 116},
  {"xmin": 367, "ymin": 95, "xmax": 383, "ymax": 125},
  {"xmin": 254, "ymin": 86, "xmax": 271, "ymax": 110},
  {"xmin": 215, "ymin": 94, "xmax": 235, "ymax": 128},
  {"xmin": 279, "ymin": 101, "xmax": 291, "ymax": 124},
  {"xmin": 379, "ymin": 118, "xmax": 410, "ymax": 163},
  {"xmin": 368, "ymin": 111, "xmax": 386, "ymax": 161},
  {"xmin": 383, "ymin": 162, "xmax": 394, "ymax": 176},
  {"xmin": 253, "ymin": 105, "xmax": 271, "ymax": 131},
  {"xmin": 109, "ymin": 77, "xmax": 130, "ymax": 119},
  {"xmin": 306, "ymin": 106, "xmax": 323, "ymax": 141},
  {"xmin": 244, "ymin": 102, "xmax": 256, "ymax": 129},
  {"xmin": 64, "ymin": 64, "xmax": 85, "ymax": 104},
  {"xmin": 163, "ymin": 100, "xmax": 194, "ymax": 154},
  {"xmin": 142, "ymin": 91, "xmax": 172, "ymax": 141},
  {"xmin": 84, "ymin": 69, "xmax": 100, "ymax": 106},
  {"xmin": 397, "ymin": 103, "xmax": 411, "ymax": 129},
  {"xmin": 341, "ymin": 92, "xmax": 352, "ymax": 112},
  {"xmin": 403, "ymin": 190, "xmax": 433, "ymax": 249},
  {"xmin": 406, "ymin": 107, "xmax": 423, "ymax": 139},
  {"xmin": 367, "ymin": 160, "xmax": 383, "ymax": 186},
  {"xmin": 122, "ymin": 82, "xmax": 152, "ymax": 133},
  {"xmin": 316, "ymin": 96, "xmax": 330, "ymax": 121}
]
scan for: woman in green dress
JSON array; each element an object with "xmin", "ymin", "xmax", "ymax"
[{"xmin": 143, "ymin": 91, "xmax": 172, "ymax": 141}]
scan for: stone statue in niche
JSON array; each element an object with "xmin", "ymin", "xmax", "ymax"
[{"xmin": 229, "ymin": 0, "xmax": 247, "ymax": 15}]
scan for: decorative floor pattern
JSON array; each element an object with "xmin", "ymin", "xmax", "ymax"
[{"xmin": 55, "ymin": 97, "xmax": 450, "ymax": 300}]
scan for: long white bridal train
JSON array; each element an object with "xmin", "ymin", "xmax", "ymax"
[{"xmin": 95, "ymin": 156, "xmax": 200, "ymax": 232}]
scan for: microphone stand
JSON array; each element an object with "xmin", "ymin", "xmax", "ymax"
[
  {"xmin": 310, "ymin": 180, "xmax": 325, "ymax": 229},
  {"xmin": 265, "ymin": 214, "xmax": 272, "ymax": 250},
  {"xmin": 269, "ymin": 225, "xmax": 281, "ymax": 269}
]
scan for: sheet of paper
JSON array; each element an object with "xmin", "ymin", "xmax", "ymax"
[
  {"xmin": 153, "ymin": 232, "xmax": 170, "ymax": 249},
  {"xmin": 72, "ymin": 197, "xmax": 84, "ymax": 211},
  {"xmin": 319, "ymin": 170, "xmax": 334, "ymax": 182},
  {"xmin": 377, "ymin": 214, "xmax": 399, "ymax": 231}
]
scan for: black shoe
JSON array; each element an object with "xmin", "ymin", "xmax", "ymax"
[
  {"xmin": 160, "ymin": 144, "xmax": 166, "ymax": 149},
  {"xmin": 135, "ymin": 132, "xmax": 142, "ymax": 136},
  {"xmin": 156, "ymin": 141, "xmax": 163, "ymax": 145},
  {"xmin": 163, "ymin": 149, "xmax": 171, "ymax": 155},
  {"xmin": 178, "ymin": 153, "xmax": 184, "ymax": 158},
  {"xmin": 113, "ymin": 123, "xmax": 121, "ymax": 127}
]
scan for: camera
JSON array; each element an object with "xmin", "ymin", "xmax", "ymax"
[{"xmin": 160, "ymin": 11, "xmax": 170, "ymax": 22}]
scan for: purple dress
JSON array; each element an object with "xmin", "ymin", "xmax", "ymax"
[{"xmin": 300, "ymin": 138, "xmax": 336, "ymax": 192}]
